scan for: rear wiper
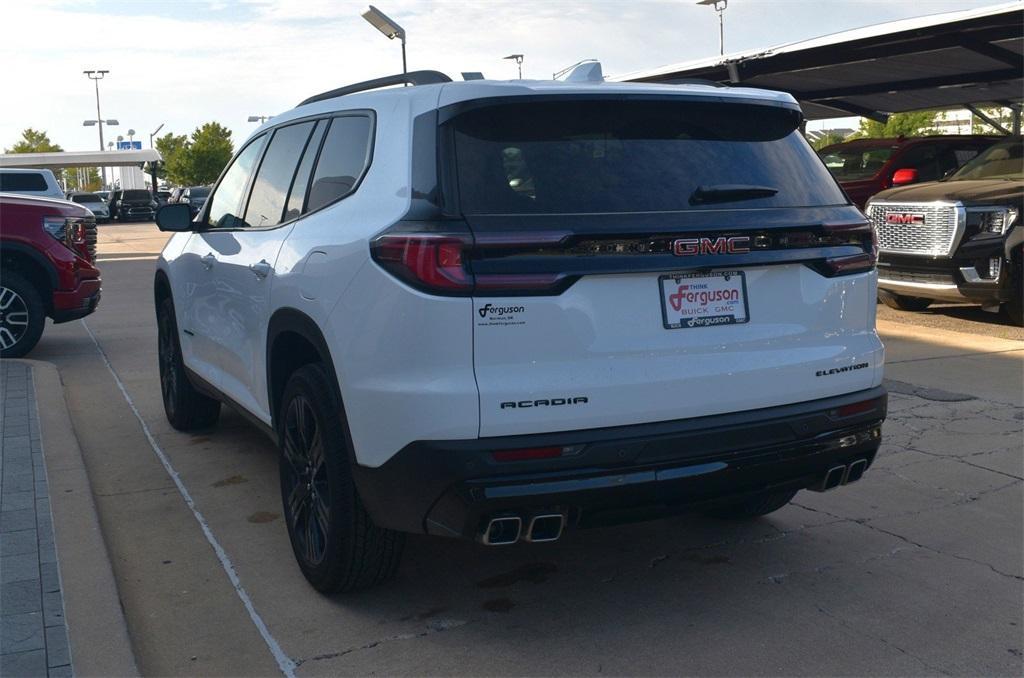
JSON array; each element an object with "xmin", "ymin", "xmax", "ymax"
[{"xmin": 689, "ymin": 184, "xmax": 779, "ymax": 205}]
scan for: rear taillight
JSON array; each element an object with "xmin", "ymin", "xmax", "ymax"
[
  {"xmin": 818, "ymin": 220, "xmax": 876, "ymax": 277},
  {"xmin": 372, "ymin": 234, "xmax": 473, "ymax": 292},
  {"xmin": 370, "ymin": 227, "xmax": 570, "ymax": 296}
]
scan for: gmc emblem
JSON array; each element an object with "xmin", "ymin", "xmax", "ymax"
[
  {"xmin": 673, "ymin": 236, "xmax": 751, "ymax": 257},
  {"xmin": 885, "ymin": 213, "xmax": 925, "ymax": 225}
]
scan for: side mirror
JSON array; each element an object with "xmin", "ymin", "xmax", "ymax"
[
  {"xmin": 891, "ymin": 168, "xmax": 918, "ymax": 186},
  {"xmin": 155, "ymin": 203, "xmax": 195, "ymax": 232}
]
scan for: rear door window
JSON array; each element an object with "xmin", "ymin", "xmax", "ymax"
[
  {"xmin": 451, "ymin": 99, "xmax": 846, "ymax": 215},
  {"xmin": 306, "ymin": 115, "xmax": 373, "ymax": 213},
  {"xmin": 206, "ymin": 135, "xmax": 267, "ymax": 228},
  {"xmin": 243, "ymin": 121, "xmax": 315, "ymax": 228},
  {"xmin": 283, "ymin": 121, "xmax": 326, "ymax": 222}
]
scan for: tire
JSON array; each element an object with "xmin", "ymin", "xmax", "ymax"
[
  {"xmin": 880, "ymin": 294, "xmax": 932, "ymax": 312},
  {"xmin": 704, "ymin": 489, "xmax": 799, "ymax": 520},
  {"xmin": 157, "ymin": 297, "xmax": 220, "ymax": 430},
  {"xmin": 278, "ymin": 363, "xmax": 403, "ymax": 593},
  {"xmin": 0, "ymin": 271, "xmax": 46, "ymax": 359}
]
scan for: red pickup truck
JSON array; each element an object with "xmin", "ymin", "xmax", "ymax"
[
  {"xmin": 0, "ymin": 193, "xmax": 101, "ymax": 357},
  {"xmin": 818, "ymin": 135, "xmax": 1001, "ymax": 209}
]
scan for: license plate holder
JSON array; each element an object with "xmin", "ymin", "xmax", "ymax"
[{"xmin": 659, "ymin": 270, "xmax": 749, "ymax": 329}]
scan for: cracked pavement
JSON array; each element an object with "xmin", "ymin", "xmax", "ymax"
[{"xmin": 28, "ymin": 224, "xmax": 1024, "ymax": 676}]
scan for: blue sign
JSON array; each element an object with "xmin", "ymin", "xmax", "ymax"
[{"xmin": 116, "ymin": 141, "xmax": 142, "ymax": 150}]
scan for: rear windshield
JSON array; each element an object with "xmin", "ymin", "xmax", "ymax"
[
  {"xmin": 0, "ymin": 172, "xmax": 48, "ymax": 192},
  {"xmin": 451, "ymin": 100, "xmax": 846, "ymax": 214},
  {"xmin": 818, "ymin": 146, "xmax": 895, "ymax": 181},
  {"xmin": 70, "ymin": 194, "xmax": 102, "ymax": 204},
  {"xmin": 122, "ymin": 190, "xmax": 151, "ymax": 200},
  {"xmin": 189, "ymin": 187, "xmax": 210, "ymax": 198}
]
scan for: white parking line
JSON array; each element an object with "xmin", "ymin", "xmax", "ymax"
[{"xmin": 81, "ymin": 319, "xmax": 297, "ymax": 677}]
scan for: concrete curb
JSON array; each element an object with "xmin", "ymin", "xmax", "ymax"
[{"xmin": 18, "ymin": 359, "xmax": 139, "ymax": 678}]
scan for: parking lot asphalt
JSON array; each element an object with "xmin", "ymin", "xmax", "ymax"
[{"xmin": 28, "ymin": 223, "xmax": 1024, "ymax": 676}]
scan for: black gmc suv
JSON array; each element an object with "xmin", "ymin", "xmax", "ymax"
[{"xmin": 868, "ymin": 139, "xmax": 1023, "ymax": 325}]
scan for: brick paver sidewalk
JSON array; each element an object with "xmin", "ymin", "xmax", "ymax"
[{"xmin": 1, "ymin": 361, "xmax": 72, "ymax": 677}]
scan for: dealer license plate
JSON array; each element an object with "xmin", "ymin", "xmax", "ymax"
[{"xmin": 659, "ymin": 270, "xmax": 749, "ymax": 329}]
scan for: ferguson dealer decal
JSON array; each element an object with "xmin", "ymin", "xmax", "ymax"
[{"xmin": 477, "ymin": 303, "xmax": 527, "ymax": 327}]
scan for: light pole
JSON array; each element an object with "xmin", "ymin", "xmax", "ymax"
[
  {"xmin": 361, "ymin": 5, "xmax": 407, "ymax": 76},
  {"xmin": 697, "ymin": 0, "xmax": 728, "ymax": 56},
  {"xmin": 127, "ymin": 128, "xmax": 136, "ymax": 146},
  {"xmin": 84, "ymin": 69, "xmax": 112, "ymax": 186},
  {"xmin": 503, "ymin": 54, "xmax": 524, "ymax": 79},
  {"xmin": 149, "ymin": 123, "xmax": 164, "ymax": 149},
  {"xmin": 247, "ymin": 115, "xmax": 271, "ymax": 124}
]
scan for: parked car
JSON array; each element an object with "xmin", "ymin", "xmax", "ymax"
[
  {"xmin": 154, "ymin": 69, "xmax": 886, "ymax": 593},
  {"xmin": 108, "ymin": 188, "xmax": 158, "ymax": 222},
  {"xmin": 177, "ymin": 186, "xmax": 210, "ymax": 217},
  {"xmin": 0, "ymin": 168, "xmax": 65, "ymax": 200},
  {"xmin": 156, "ymin": 189, "xmax": 173, "ymax": 206},
  {"xmin": 818, "ymin": 135, "xmax": 1001, "ymax": 208},
  {"xmin": 0, "ymin": 193, "xmax": 101, "ymax": 357},
  {"xmin": 66, "ymin": 191, "xmax": 111, "ymax": 222},
  {"xmin": 869, "ymin": 138, "xmax": 1023, "ymax": 325}
]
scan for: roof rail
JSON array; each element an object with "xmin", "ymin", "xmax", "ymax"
[{"xmin": 298, "ymin": 70, "xmax": 452, "ymax": 106}]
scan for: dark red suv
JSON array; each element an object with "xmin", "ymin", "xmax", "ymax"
[
  {"xmin": 0, "ymin": 193, "xmax": 101, "ymax": 357},
  {"xmin": 818, "ymin": 135, "xmax": 1001, "ymax": 208}
]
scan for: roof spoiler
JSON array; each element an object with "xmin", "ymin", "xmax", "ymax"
[{"xmin": 298, "ymin": 70, "xmax": 452, "ymax": 106}]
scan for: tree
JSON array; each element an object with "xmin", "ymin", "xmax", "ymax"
[
  {"xmin": 810, "ymin": 131, "xmax": 848, "ymax": 151},
  {"xmin": 851, "ymin": 111, "xmax": 938, "ymax": 139},
  {"xmin": 155, "ymin": 132, "xmax": 190, "ymax": 185},
  {"xmin": 187, "ymin": 123, "xmax": 233, "ymax": 185},
  {"xmin": 5, "ymin": 128, "xmax": 68, "ymax": 186},
  {"xmin": 5, "ymin": 128, "xmax": 62, "ymax": 154},
  {"xmin": 65, "ymin": 167, "xmax": 101, "ymax": 192}
]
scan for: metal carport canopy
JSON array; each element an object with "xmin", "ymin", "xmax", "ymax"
[
  {"xmin": 615, "ymin": 2, "xmax": 1023, "ymax": 123},
  {"xmin": 0, "ymin": 149, "xmax": 161, "ymax": 169}
]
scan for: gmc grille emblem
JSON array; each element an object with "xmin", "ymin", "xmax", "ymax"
[
  {"xmin": 673, "ymin": 236, "xmax": 751, "ymax": 257},
  {"xmin": 885, "ymin": 213, "xmax": 925, "ymax": 225}
]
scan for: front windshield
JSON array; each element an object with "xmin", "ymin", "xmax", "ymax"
[
  {"xmin": 123, "ymin": 190, "xmax": 152, "ymax": 200},
  {"xmin": 818, "ymin": 146, "xmax": 895, "ymax": 181},
  {"xmin": 949, "ymin": 140, "xmax": 1023, "ymax": 181},
  {"xmin": 70, "ymin": 194, "xmax": 101, "ymax": 204}
]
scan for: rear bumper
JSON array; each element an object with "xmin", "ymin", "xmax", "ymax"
[{"xmin": 353, "ymin": 387, "xmax": 887, "ymax": 540}]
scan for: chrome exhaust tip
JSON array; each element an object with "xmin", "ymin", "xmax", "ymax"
[
  {"xmin": 823, "ymin": 465, "xmax": 846, "ymax": 491},
  {"xmin": 480, "ymin": 516, "xmax": 522, "ymax": 545},
  {"xmin": 525, "ymin": 514, "xmax": 565, "ymax": 543},
  {"xmin": 845, "ymin": 459, "xmax": 868, "ymax": 484}
]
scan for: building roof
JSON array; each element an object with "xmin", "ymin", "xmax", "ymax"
[
  {"xmin": 0, "ymin": 149, "xmax": 162, "ymax": 169},
  {"xmin": 615, "ymin": 2, "xmax": 1023, "ymax": 122}
]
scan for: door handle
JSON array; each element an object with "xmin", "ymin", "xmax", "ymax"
[
  {"xmin": 249, "ymin": 260, "xmax": 272, "ymax": 280},
  {"xmin": 201, "ymin": 253, "xmax": 216, "ymax": 270}
]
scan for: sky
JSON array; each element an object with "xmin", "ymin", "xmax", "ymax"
[{"xmin": 1, "ymin": 0, "xmax": 1012, "ymax": 155}]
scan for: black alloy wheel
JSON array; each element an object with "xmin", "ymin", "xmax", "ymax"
[
  {"xmin": 277, "ymin": 363, "xmax": 403, "ymax": 593},
  {"xmin": 281, "ymin": 395, "xmax": 331, "ymax": 567},
  {"xmin": 0, "ymin": 272, "xmax": 45, "ymax": 359},
  {"xmin": 156, "ymin": 297, "xmax": 220, "ymax": 430}
]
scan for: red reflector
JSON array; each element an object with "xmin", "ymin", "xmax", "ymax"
[
  {"xmin": 835, "ymin": 398, "xmax": 880, "ymax": 418},
  {"xmin": 492, "ymin": 446, "xmax": 563, "ymax": 462}
]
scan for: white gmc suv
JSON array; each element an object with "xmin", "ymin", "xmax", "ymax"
[{"xmin": 154, "ymin": 69, "xmax": 887, "ymax": 593}]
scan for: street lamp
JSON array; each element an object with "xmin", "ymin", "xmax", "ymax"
[
  {"xmin": 127, "ymin": 128, "xmax": 136, "ymax": 145},
  {"xmin": 361, "ymin": 5, "xmax": 407, "ymax": 75},
  {"xmin": 84, "ymin": 70, "xmax": 111, "ymax": 186},
  {"xmin": 696, "ymin": 0, "xmax": 728, "ymax": 56},
  {"xmin": 149, "ymin": 123, "xmax": 164, "ymax": 149},
  {"xmin": 503, "ymin": 54, "xmax": 524, "ymax": 79},
  {"xmin": 247, "ymin": 115, "xmax": 271, "ymax": 124}
]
